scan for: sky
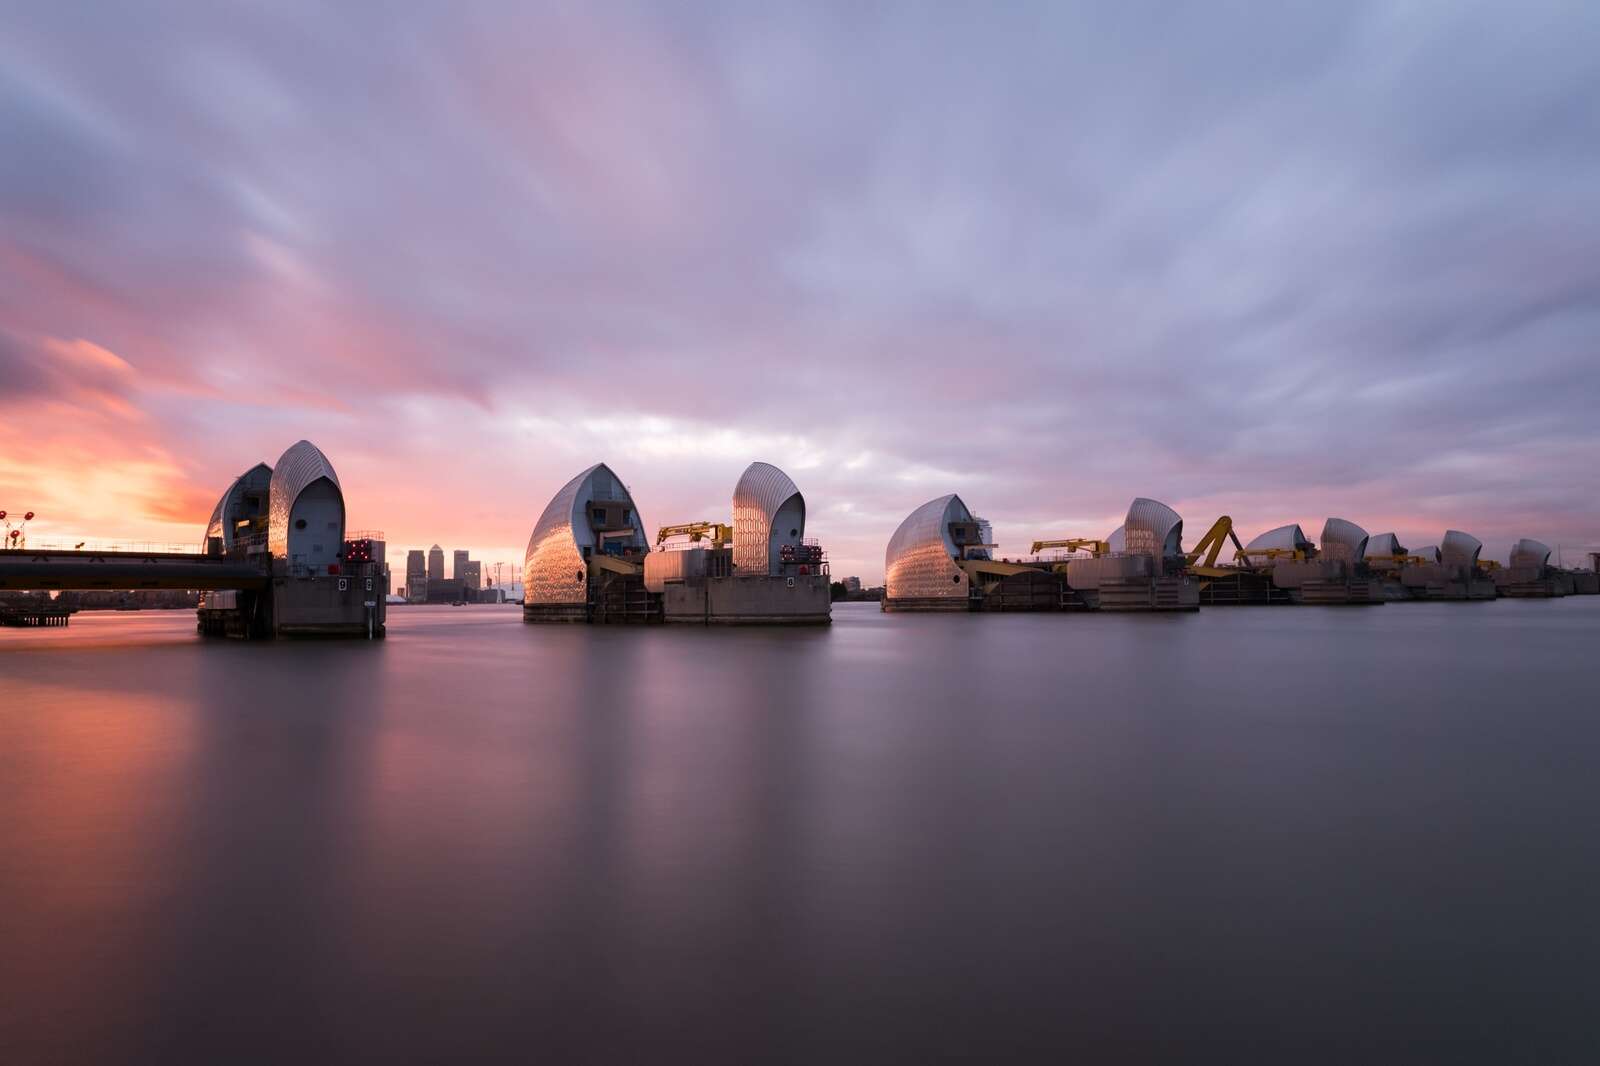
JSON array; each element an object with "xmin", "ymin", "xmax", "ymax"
[{"xmin": 2, "ymin": 1, "xmax": 1598, "ymax": 581}]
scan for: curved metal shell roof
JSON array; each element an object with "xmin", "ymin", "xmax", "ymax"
[
  {"xmin": 1105, "ymin": 525, "xmax": 1126, "ymax": 554},
  {"xmin": 732, "ymin": 462, "xmax": 804, "ymax": 576},
  {"xmin": 1411, "ymin": 544, "xmax": 1441, "ymax": 563},
  {"xmin": 1319, "ymin": 518, "xmax": 1370, "ymax": 565},
  {"xmin": 1245, "ymin": 524, "xmax": 1313, "ymax": 553},
  {"xmin": 1440, "ymin": 530, "xmax": 1482, "ymax": 569},
  {"xmin": 522, "ymin": 462, "xmax": 646, "ymax": 606},
  {"xmin": 203, "ymin": 461, "xmax": 272, "ymax": 552},
  {"xmin": 267, "ymin": 441, "xmax": 342, "ymax": 558},
  {"xmin": 1123, "ymin": 498, "xmax": 1183, "ymax": 558},
  {"xmin": 885, "ymin": 494, "xmax": 972, "ymax": 602},
  {"xmin": 1510, "ymin": 538, "xmax": 1552, "ymax": 569},
  {"xmin": 1365, "ymin": 533, "xmax": 1406, "ymax": 558}
]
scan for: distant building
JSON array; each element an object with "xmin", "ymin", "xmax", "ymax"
[
  {"xmin": 454, "ymin": 549, "xmax": 469, "ymax": 580},
  {"xmin": 428, "ymin": 544, "xmax": 444, "ymax": 583},
  {"xmin": 461, "ymin": 560, "xmax": 482, "ymax": 591},
  {"xmin": 425, "ymin": 578, "xmax": 466, "ymax": 604},
  {"xmin": 406, "ymin": 550, "xmax": 427, "ymax": 604},
  {"xmin": 843, "ymin": 576, "xmax": 862, "ymax": 593}
]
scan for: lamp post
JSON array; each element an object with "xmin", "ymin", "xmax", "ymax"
[{"xmin": 1, "ymin": 510, "xmax": 35, "ymax": 550}]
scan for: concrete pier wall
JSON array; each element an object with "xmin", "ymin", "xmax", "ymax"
[{"xmin": 662, "ymin": 575, "xmax": 830, "ymax": 624}]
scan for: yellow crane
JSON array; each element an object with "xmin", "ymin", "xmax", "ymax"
[
  {"xmin": 1185, "ymin": 516, "xmax": 1247, "ymax": 577},
  {"xmin": 1030, "ymin": 538, "xmax": 1108, "ymax": 558},
  {"xmin": 1366, "ymin": 553, "xmax": 1430, "ymax": 569},
  {"xmin": 1235, "ymin": 547, "xmax": 1307, "ymax": 566},
  {"xmin": 656, "ymin": 522, "xmax": 733, "ymax": 549}
]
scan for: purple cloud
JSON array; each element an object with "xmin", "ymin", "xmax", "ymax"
[{"xmin": 1, "ymin": 1, "xmax": 1597, "ymax": 578}]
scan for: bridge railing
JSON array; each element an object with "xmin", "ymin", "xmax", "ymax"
[
  {"xmin": 285, "ymin": 560, "xmax": 387, "ymax": 580},
  {"xmin": 7, "ymin": 539, "xmax": 204, "ymax": 555},
  {"xmin": 223, "ymin": 532, "xmax": 269, "ymax": 556}
]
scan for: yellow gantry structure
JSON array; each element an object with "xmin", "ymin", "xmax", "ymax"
[
  {"xmin": 1365, "ymin": 554, "xmax": 1438, "ymax": 571},
  {"xmin": 1184, "ymin": 516, "xmax": 1246, "ymax": 577},
  {"xmin": 1235, "ymin": 547, "xmax": 1308, "ymax": 565},
  {"xmin": 656, "ymin": 522, "xmax": 733, "ymax": 549},
  {"xmin": 1030, "ymin": 538, "xmax": 1108, "ymax": 558}
]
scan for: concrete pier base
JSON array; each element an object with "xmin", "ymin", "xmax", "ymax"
[
  {"xmin": 1096, "ymin": 576, "xmax": 1199, "ymax": 612},
  {"xmin": 1195, "ymin": 572, "xmax": 1293, "ymax": 606},
  {"xmin": 1297, "ymin": 579, "xmax": 1384, "ymax": 605},
  {"xmin": 662, "ymin": 575, "xmax": 830, "ymax": 624},
  {"xmin": 522, "ymin": 602, "xmax": 589, "ymax": 623},
  {"xmin": 883, "ymin": 596, "xmax": 973, "ymax": 612}
]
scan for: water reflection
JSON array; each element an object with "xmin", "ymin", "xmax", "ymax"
[
  {"xmin": 0, "ymin": 676, "xmax": 195, "ymax": 1063},
  {"xmin": 4, "ymin": 601, "xmax": 1600, "ymax": 1059}
]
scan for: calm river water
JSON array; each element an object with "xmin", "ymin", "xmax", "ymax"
[{"xmin": 3, "ymin": 600, "xmax": 1599, "ymax": 1062}]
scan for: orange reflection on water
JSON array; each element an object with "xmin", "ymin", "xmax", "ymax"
[{"xmin": 0, "ymin": 676, "xmax": 196, "ymax": 1057}]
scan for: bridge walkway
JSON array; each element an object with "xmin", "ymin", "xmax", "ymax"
[{"xmin": 0, "ymin": 549, "xmax": 268, "ymax": 592}]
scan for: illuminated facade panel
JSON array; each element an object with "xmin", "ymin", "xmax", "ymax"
[
  {"xmin": 203, "ymin": 462, "xmax": 272, "ymax": 553},
  {"xmin": 266, "ymin": 440, "xmax": 344, "ymax": 567},
  {"xmin": 1244, "ymin": 524, "xmax": 1313, "ymax": 555},
  {"xmin": 1319, "ymin": 518, "xmax": 1370, "ymax": 566},
  {"xmin": 1440, "ymin": 530, "xmax": 1483, "ymax": 570},
  {"xmin": 885, "ymin": 494, "xmax": 977, "ymax": 602},
  {"xmin": 731, "ymin": 462, "xmax": 804, "ymax": 577},
  {"xmin": 1365, "ymin": 533, "xmax": 1406, "ymax": 558},
  {"xmin": 1123, "ymin": 498, "xmax": 1183, "ymax": 559},
  {"xmin": 522, "ymin": 463, "xmax": 647, "ymax": 606}
]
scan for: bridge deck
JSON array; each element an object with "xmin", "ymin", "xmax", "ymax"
[{"xmin": 0, "ymin": 549, "xmax": 269, "ymax": 591}]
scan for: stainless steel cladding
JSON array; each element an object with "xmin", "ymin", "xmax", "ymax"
[
  {"xmin": 732, "ymin": 462, "xmax": 804, "ymax": 577},
  {"xmin": 523, "ymin": 462, "xmax": 648, "ymax": 606},
  {"xmin": 1123, "ymin": 498, "xmax": 1183, "ymax": 558},
  {"xmin": 1245, "ymin": 524, "xmax": 1313, "ymax": 554},
  {"xmin": 1105, "ymin": 525, "xmax": 1126, "ymax": 553},
  {"xmin": 1319, "ymin": 518, "xmax": 1370, "ymax": 565},
  {"xmin": 1065, "ymin": 553, "xmax": 1151, "ymax": 590},
  {"xmin": 1509, "ymin": 539, "xmax": 1552, "ymax": 569},
  {"xmin": 1411, "ymin": 544, "xmax": 1441, "ymax": 563},
  {"xmin": 1440, "ymin": 530, "xmax": 1482, "ymax": 570},
  {"xmin": 1365, "ymin": 533, "xmax": 1406, "ymax": 558},
  {"xmin": 203, "ymin": 462, "xmax": 272, "ymax": 552},
  {"xmin": 267, "ymin": 441, "xmax": 344, "ymax": 562},
  {"xmin": 644, "ymin": 547, "xmax": 707, "ymax": 593},
  {"xmin": 885, "ymin": 494, "xmax": 973, "ymax": 603}
]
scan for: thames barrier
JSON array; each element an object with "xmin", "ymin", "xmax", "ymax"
[
  {"xmin": 0, "ymin": 440, "xmax": 386, "ymax": 639},
  {"xmin": 4, "ymin": 455, "xmax": 1598, "ymax": 636},
  {"xmin": 879, "ymin": 494, "xmax": 1598, "ymax": 613}
]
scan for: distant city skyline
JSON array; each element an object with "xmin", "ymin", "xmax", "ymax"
[{"xmin": 395, "ymin": 542, "xmax": 509, "ymax": 604}]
